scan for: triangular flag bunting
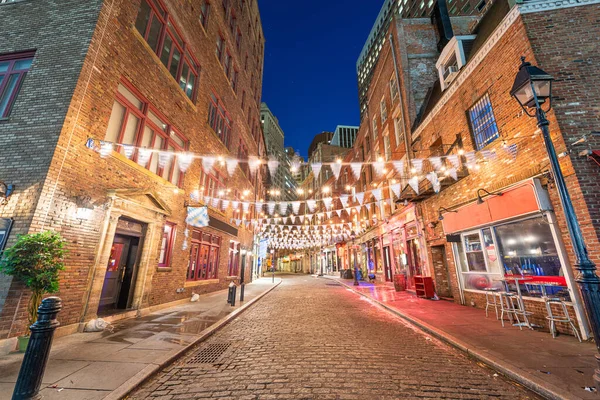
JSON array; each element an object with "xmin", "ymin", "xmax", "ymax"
[
  {"xmin": 178, "ymin": 153, "xmax": 194, "ymax": 172},
  {"xmin": 356, "ymin": 192, "xmax": 365, "ymax": 205},
  {"xmin": 391, "ymin": 183, "xmax": 401, "ymax": 199},
  {"xmin": 331, "ymin": 163, "xmax": 342, "ymax": 180},
  {"xmin": 226, "ymin": 159, "xmax": 238, "ymax": 176},
  {"xmin": 350, "ymin": 163, "xmax": 362, "ymax": 180},
  {"xmin": 408, "ymin": 176, "xmax": 420, "ymax": 195},
  {"xmin": 311, "ymin": 162, "xmax": 322, "ymax": 178},
  {"xmin": 202, "ymin": 156, "xmax": 216, "ymax": 172},
  {"xmin": 392, "ymin": 161, "xmax": 404, "ymax": 175},
  {"xmin": 372, "ymin": 188, "xmax": 382, "ymax": 202}
]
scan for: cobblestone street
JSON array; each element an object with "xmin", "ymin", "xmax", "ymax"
[{"xmin": 131, "ymin": 275, "xmax": 538, "ymax": 399}]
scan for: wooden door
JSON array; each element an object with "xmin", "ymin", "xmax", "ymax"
[{"xmin": 99, "ymin": 236, "xmax": 130, "ymax": 308}]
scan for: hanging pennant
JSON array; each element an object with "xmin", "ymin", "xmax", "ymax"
[
  {"xmin": 481, "ymin": 150, "xmax": 497, "ymax": 160},
  {"xmin": 326, "ymin": 211, "xmax": 332, "ymax": 219},
  {"xmin": 350, "ymin": 163, "xmax": 362, "ymax": 180},
  {"xmin": 221, "ymin": 199, "xmax": 230, "ymax": 211},
  {"xmin": 137, "ymin": 148, "xmax": 152, "ymax": 167},
  {"xmin": 299, "ymin": 215, "xmax": 305, "ymax": 223},
  {"xmin": 202, "ymin": 156, "xmax": 216, "ymax": 172},
  {"xmin": 158, "ymin": 151, "xmax": 172, "ymax": 169},
  {"xmin": 267, "ymin": 202, "xmax": 276, "ymax": 215},
  {"xmin": 178, "ymin": 153, "xmax": 194, "ymax": 172},
  {"xmin": 306, "ymin": 200, "xmax": 316, "ymax": 212},
  {"xmin": 226, "ymin": 159, "xmax": 238, "ymax": 176},
  {"xmin": 186, "ymin": 207, "xmax": 209, "ymax": 228},
  {"xmin": 311, "ymin": 162, "xmax": 322, "ymax": 178},
  {"xmin": 211, "ymin": 198, "xmax": 220, "ymax": 208},
  {"xmin": 392, "ymin": 160, "xmax": 404, "ymax": 175},
  {"xmin": 355, "ymin": 192, "xmax": 365, "ymax": 205},
  {"xmin": 408, "ymin": 176, "xmax": 420, "ymax": 195},
  {"xmin": 339, "ymin": 195, "xmax": 349, "ymax": 208},
  {"xmin": 280, "ymin": 202, "xmax": 288, "ymax": 215},
  {"xmin": 335, "ymin": 209, "xmax": 342, "ymax": 218},
  {"xmin": 372, "ymin": 188, "xmax": 382, "ymax": 202},
  {"xmin": 292, "ymin": 201, "xmax": 301, "ymax": 215},
  {"xmin": 255, "ymin": 201, "xmax": 263, "ymax": 214},
  {"xmin": 427, "ymin": 172, "xmax": 441, "ymax": 193},
  {"xmin": 330, "ymin": 163, "xmax": 342, "ymax": 180},
  {"xmin": 373, "ymin": 159, "xmax": 385, "ymax": 177},
  {"xmin": 505, "ymin": 144, "xmax": 518, "ymax": 160},
  {"xmin": 446, "ymin": 154, "xmax": 460, "ymax": 169},
  {"xmin": 267, "ymin": 157, "xmax": 279, "ymax": 177},
  {"xmin": 100, "ymin": 141, "xmax": 113, "ymax": 158},
  {"xmin": 242, "ymin": 202, "xmax": 250, "ymax": 214},
  {"xmin": 248, "ymin": 156, "xmax": 261, "ymax": 175},
  {"xmin": 430, "ymin": 157, "xmax": 442, "ymax": 171},
  {"xmin": 465, "ymin": 151, "xmax": 476, "ymax": 166},
  {"xmin": 122, "ymin": 144, "xmax": 135, "ymax": 159},
  {"xmin": 322, "ymin": 197, "xmax": 333, "ymax": 210},
  {"xmin": 391, "ymin": 183, "xmax": 401, "ymax": 199},
  {"xmin": 411, "ymin": 159, "xmax": 423, "ymax": 173},
  {"xmin": 231, "ymin": 200, "xmax": 239, "ymax": 211}
]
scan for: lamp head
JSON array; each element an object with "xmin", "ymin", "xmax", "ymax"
[{"xmin": 511, "ymin": 57, "xmax": 553, "ymax": 111}]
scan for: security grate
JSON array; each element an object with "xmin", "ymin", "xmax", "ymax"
[{"xmin": 186, "ymin": 343, "xmax": 231, "ymax": 365}]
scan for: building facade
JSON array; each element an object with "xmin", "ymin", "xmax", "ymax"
[
  {"xmin": 0, "ymin": 0, "xmax": 266, "ymax": 348},
  {"xmin": 330, "ymin": 125, "xmax": 359, "ymax": 149}
]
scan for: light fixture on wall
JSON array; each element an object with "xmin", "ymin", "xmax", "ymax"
[
  {"xmin": 74, "ymin": 196, "xmax": 94, "ymax": 220},
  {"xmin": 437, "ymin": 207, "xmax": 457, "ymax": 221},
  {"xmin": 476, "ymin": 188, "xmax": 503, "ymax": 204},
  {"xmin": 0, "ymin": 181, "xmax": 14, "ymax": 205}
]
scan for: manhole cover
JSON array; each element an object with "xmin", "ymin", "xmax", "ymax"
[{"xmin": 186, "ymin": 342, "xmax": 231, "ymax": 365}]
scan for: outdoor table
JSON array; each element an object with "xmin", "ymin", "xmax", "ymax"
[{"xmin": 494, "ymin": 275, "xmax": 538, "ymax": 329}]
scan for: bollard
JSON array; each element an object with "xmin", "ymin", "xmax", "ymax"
[
  {"xmin": 227, "ymin": 282, "xmax": 236, "ymax": 307},
  {"xmin": 12, "ymin": 297, "xmax": 62, "ymax": 400}
]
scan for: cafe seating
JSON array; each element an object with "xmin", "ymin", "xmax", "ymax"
[
  {"xmin": 499, "ymin": 292, "xmax": 533, "ymax": 329},
  {"xmin": 483, "ymin": 287, "xmax": 500, "ymax": 319},
  {"xmin": 544, "ymin": 297, "xmax": 582, "ymax": 342}
]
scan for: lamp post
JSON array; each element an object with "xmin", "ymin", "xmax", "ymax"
[
  {"xmin": 511, "ymin": 56, "xmax": 600, "ymax": 387},
  {"xmin": 240, "ymin": 248, "xmax": 247, "ymax": 302}
]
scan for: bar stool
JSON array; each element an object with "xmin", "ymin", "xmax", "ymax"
[
  {"xmin": 499, "ymin": 292, "xmax": 518, "ymax": 327},
  {"xmin": 483, "ymin": 287, "xmax": 500, "ymax": 319},
  {"xmin": 544, "ymin": 297, "xmax": 582, "ymax": 342}
]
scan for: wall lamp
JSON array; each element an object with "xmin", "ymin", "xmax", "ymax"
[
  {"xmin": 0, "ymin": 181, "xmax": 14, "ymax": 205},
  {"xmin": 476, "ymin": 188, "xmax": 503, "ymax": 205},
  {"xmin": 438, "ymin": 207, "xmax": 457, "ymax": 221}
]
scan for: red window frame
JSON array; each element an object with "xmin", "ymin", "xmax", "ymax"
[
  {"xmin": 0, "ymin": 51, "xmax": 35, "ymax": 119},
  {"xmin": 159, "ymin": 222, "xmax": 176, "ymax": 268},
  {"xmin": 231, "ymin": 68, "xmax": 238, "ymax": 93},
  {"xmin": 135, "ymin": 0, "xmax": 200, "ymax": 101},
  {"xmin": 223, "ymin": 51, "xmax": 232, "ymax": 78},
  {"xmin": 200, "ymin": 0, "xmax": 210, "ymax": 29},
  {"xmin": 201, "ymin": 168, "xmax": 226, "ymax": 199},
  {"xmin": 216, "ymin": 35, "xmax": 225, "ymax": 63},
  {"xmin": 187, "ymin": 230, "xmax": 221, "ymax": 281},
  {"xmin": 208, "ymin": 93, "xmax": 232, "ymax": 148},
  {"xmin": 228, "ymin": 241, "xmax": 240, "ymax": 276},
  {"xmin": 105, "ymin": 80, "xmax": 189, "ymax": 186}
]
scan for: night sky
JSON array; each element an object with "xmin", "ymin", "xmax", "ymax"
[{"xmin": 259, "ymin": 0, "xmax": 383, "ymax": 158}]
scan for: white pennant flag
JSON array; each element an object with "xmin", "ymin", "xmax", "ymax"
[
  {"xmin": 242, "ymin": 202, "xmax": 250, "ymax": 214},
  {"xmin": 306, "ymin": 200, "xmax": 316, "ymax": 212},
  {"xmin": 408, "ymin": 176, "xmax": 419, "ymax": 195},
  {"xmin": 211, "ymin": 197, "xmax": 220, "ymax": 208},
  {"xmin": 373, "ymin": 159, "xmax": 385, "ymax": 177},
  {"xmin": 372, "ymin": 188, "xmax": 382, "ymax": 202},
  {"xmin": 178, "ymin": 153, "xmax": 194, "ymax": 172},
  {"xmin": 100, "ymin": 141, "xmax": 113, "ymax": 158},
  {"xmin": 267, "ymin": 157, "xmax": 279, "ymax": 177},
  {"xmin": 122, "ymin": 144, "xmax": 135, "ymax": 159},
  {"xmin": 392, "ymin": 160, "xmax": 404, "ymax": 175},
  {"xmin": 255, "ymin": 201, "xmax": 263, "ymax": 214},
  {"xmin": 137, "ymin": 148, "xmax": 152, "ymax": 167},
  {"xmin": 311, "ymin": 162, "xmax": 322, "ymax": 178},
  {"xmin": 221, "ymin": 199, "xmax": 230, "ymax": 211},
  {"xmin": 299, "ymin": 215, "xmax": 305, "ymax": 223},
  {"xmin": 226, "ymin": 159, "xmax": 238, "ymax": 176},
  {"xmin": 335, "ymin": 209, "xmax": 342, "ymax": 218},
  {"xmin": 339, "ymin": 195, "xmax": 349, "ymax": 208},
  {"xmin": 268, "ymin": 202, "xmax": 276, "ymax": 215},
  {"xmin": 322, "ymin": 197, "xmax": 333, "ymax": 210},
  {"xmin": 430, "ymin": 157, "xmax": 442, "ymax": 171},
  {"xmin": 330, "ymin": 163, "xmax": 342, "ymax": 180},
  {"xmin": 202, "ymin": 156, "xmax": 216, "ymax": 172},
  {"xmin": 231, "ymin": 200, "xmax": 239, "ymax": 211},
  {"xmin": 391, "ymin": 183, "xmax": 402, "ymax": 199},
  {"xmin": 446, "ymin": 155, "xmax": 460, "ymax": 169},
  {"xmin": 158, "ymin": 151, "xmax": 172, "ymax": 168},
  {"xmin": 355, "ymin": 192, "xmax": 365, "ymax": 205},
  {"xmin": 279, "ymin": 202, "xmax": 288, "ymax": 215},
  {"xmin": 411, "ymin": 158, "xmax": 423, "ymax": 173},
  {"xmin": 292, "ymin": 201, "xmax": 301, "ymax": 215},
  {"xmin": 350, "ymin": 163, "xmax": 362, "ymax": 180},
  {"xmin": 465, "ymin": 151, "xmax": 476, "ymax": 165},
  {"xmin": 449, "ymin": 168, "xmax": 458, "ymax": 181},
  {"xmin": 248, "ymin": 156, "xmax": 261, "ymax": 176}
]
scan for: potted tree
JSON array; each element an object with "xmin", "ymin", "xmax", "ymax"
[{"xmin": 0, "ymin": 231, "xmax": 66, "ymax": 352}]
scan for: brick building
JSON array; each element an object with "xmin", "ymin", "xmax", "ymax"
[
  {"xmin": 316, "ymin": 0, "xmax": 600, "ymax": 338},
  {"xmin": 0, "ymin": 0, "xmax": 266, "ymax": 349}
]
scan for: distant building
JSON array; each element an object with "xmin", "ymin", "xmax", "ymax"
[
  {"xmin": 307, "ymin": 131, "xmax": 334, "ymax": 159},
  {"xmin": 331, "ymin": 125, "xmax": 359, "ymax": 149},
  {"xmin": 261, "ymin": 103, "xmax": 297, "ymax": 201}
]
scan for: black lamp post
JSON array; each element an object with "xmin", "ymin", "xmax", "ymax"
[{"xmin": 511, "ymin": 56, "xmax": 600, "ymax": 388}]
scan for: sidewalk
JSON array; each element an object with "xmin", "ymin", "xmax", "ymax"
[
  {"xmin": 0, "ymin": 277, "xmax": 281, "ymax": 400},
  {"xmin": 328, "ymin": 276, "xmax": 597, "ymax": 400}
]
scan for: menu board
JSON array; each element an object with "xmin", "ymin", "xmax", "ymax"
[{"xmin": 0, "ymin": 218, "xmax": 13, "ymax": 252}]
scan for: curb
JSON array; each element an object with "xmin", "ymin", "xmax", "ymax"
[
  {"xmin": 330, "ymin": 277, "xmax": 572, "ymax": 400},
  {"xmin": 106, "ymin": 279, "xmax": 282, "ymax": 400}
]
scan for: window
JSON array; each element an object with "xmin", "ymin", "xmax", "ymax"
[
  {"xmin": 229, "ymin": 11, "xmax": 236, "ymax": 34},
  {"xmin": 135, "ymin": 0, "xmax": 199, "ymax": 101},
  {"xmin": 383, "ymin": 135, "xmax": 391, "ymax": 161},
  {"xmin": 208, "ymin": 94, "xmax": 232, "ymax": 147},
  {"xmin": 238, "ymin": 140, "xmax": 249, "ymax": 175},
  {"xmin": 104, "ymin": 82, "xmax": 189, "ymax": 186},
  {"xmin": 159, "ymin": 222, "xmax": 176, "ymax": 268},
  {"xmin": 393, "ymin": 117, "xmax": 403, "ymax": 148},
  {"xmin": 372, "ymin": 117, "xmax": 378, "ymax": 139},
  {"xmin": 222, "ymin": 0, "xmax": 229, "ymax": 15},
  {"xmin": 228, "ymin": 241, "xmax": 241, "ymax": 276},
  {"xmin": 187, "ymin": 230, "xmax": 220, "ymax": 281},
  {"xmin": 380, "ymin": 98, "xmax": 387, "ymax": 123},
  {"xmin": 200, "ymin": 1, "xmax": 210, "ymax": 29},
  {"xmin": 241, "ymin": 90, "xmax": 246, "ymax": 109},
  {"xmin": 365, "ymin": 135, "xmax": 371, "ymax": 153},
  {"xmin": 231, "ymin": 69, "xmax": 238, "ymax": 93},
  {"xmin": 468, "ymin": 93, "xmax": 499, "ymax": 150},
  {"xmin": 0, "ymin": 52, "xmax": 34, "ymax": 118},
  {"xmin": 236, "ymin": 30, "xmax": 242, "ymax": 51},
  {"xmin": 223, "ymin": 51, "xmax": 232, "ymax": 78},
  {"xmin": 216, "ymin": 35, "xmax": 225, "ymax": 63},
  {"xmin": 390, "ymin": 77, "xmax": 398, "ymax": 101},
  {"xmin": 201, "ymin": 168, "xmax": 225, "ymax": 199}
]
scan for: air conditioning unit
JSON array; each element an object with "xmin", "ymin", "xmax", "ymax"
[{"xmin": 443, "ymin": 65, "xmax": 459, "ymax": 85}]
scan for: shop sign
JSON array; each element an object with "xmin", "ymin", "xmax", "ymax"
[{"xmin": 486, "ymin": 244, "xmax": 497, "ymax": 262}]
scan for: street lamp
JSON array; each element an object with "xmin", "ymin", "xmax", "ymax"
[{"xmin": 511, "ymin": 56, "xmax": 600, "ymax": 388}]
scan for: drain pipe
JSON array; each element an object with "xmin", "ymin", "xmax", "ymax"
[{"xmin": 389, "ymin": 33, "xmax": 412, "ymax": 162}]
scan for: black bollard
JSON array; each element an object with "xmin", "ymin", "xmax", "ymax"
[
  {"xmin": 12, "ymin": 297, "xmax": 62, "ymax": 400},
  {"xmin": 227, "ymin": 282, "xmax": 236, "ymax": 307}
]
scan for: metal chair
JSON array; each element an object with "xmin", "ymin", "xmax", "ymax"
[
  {"xmin": 483, "ymin": 287, "xmax": 500, "ymax": 319},
  {"xmin": 544, "ymin": 297, "xmax": 582, "ymax": 342},
  {"xmin": 499, "ymin": 292, "xmax": 534, "ymax": 329}
]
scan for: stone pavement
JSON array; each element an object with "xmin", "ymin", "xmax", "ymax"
[
  {"xmin": 131, "ymin": 275, "xmax": 538, "ymax": 399},
  {"xmin": 330, "ymin": 276, "xmax": 597, "ymax": 400},
  {"xmin": 0, "ymin": 277, "xmax": 280, "ymax": 400}
]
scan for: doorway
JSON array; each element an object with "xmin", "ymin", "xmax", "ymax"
[
  {"xmin": 99, "ymin": 234, "xmax": 140, "ymax": 314},
  {"xmin": 406, "ymin": 238, "xmax": 423, "ymax": 289}
]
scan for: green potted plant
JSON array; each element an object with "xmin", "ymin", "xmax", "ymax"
[{"xmin": 0, "ymin": 231, "xmax": 66, "ymax": 352}]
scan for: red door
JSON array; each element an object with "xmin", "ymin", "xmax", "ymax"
[{"xmin": 188, "ymin": 243, "xmax": 200, "ymax": 280}]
